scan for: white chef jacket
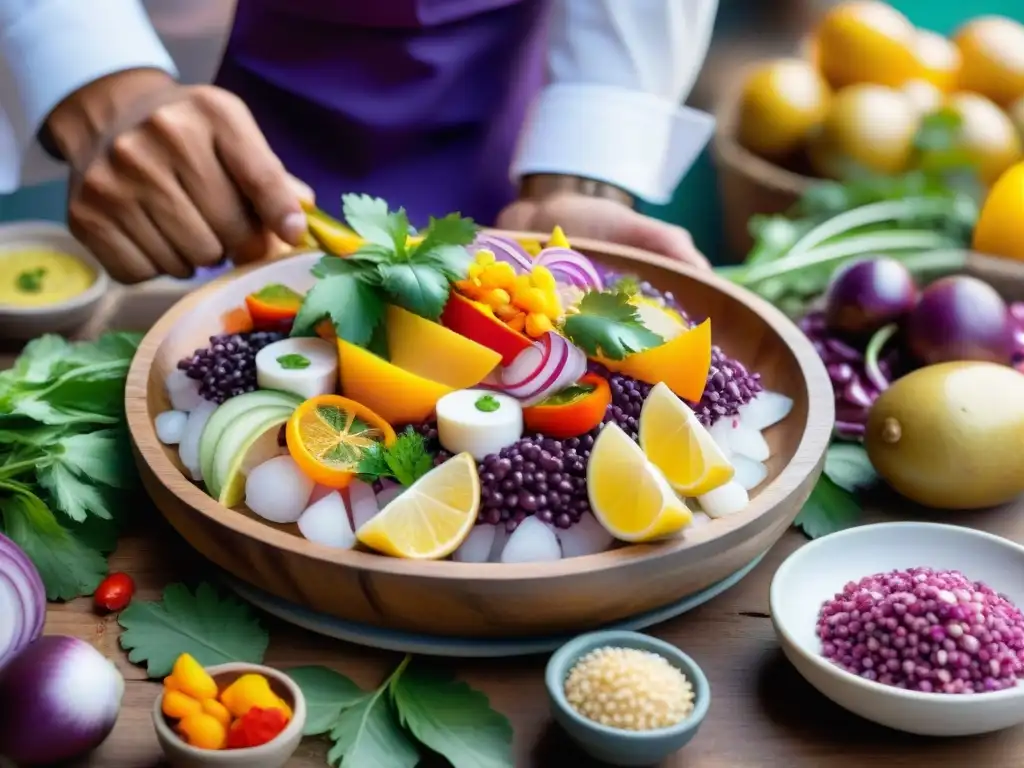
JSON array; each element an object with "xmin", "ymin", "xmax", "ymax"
[{"xmin": 0, "ymin": 0, "xmax": 717, "ymax": 203}]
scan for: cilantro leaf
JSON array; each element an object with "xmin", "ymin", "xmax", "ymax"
[
  {"xmin": 414, "ymin": 213, "xmax": 477, "ymax": 255},
  {"xmin": 357, "ymin": 428, "xmax": 434, "ymax": 487},
  {"xmin": 287, "ymin": 666, "xmax": 366, "ymax": 736},
  {"xmin": 1, "ymin": 489, "xmax": 108, "ymax": 600},
  {"xmin": 118, "ymin": 582, "xmax": 269, "ymax": 677},
  {"xmin": 793, "ymin": 475, "xmax": 861, "ymax": 539},
  {"xmin": 561, "ymin": 291, "xmax": 663, "ymax": 360},
  {"xmin": 38, "ymin": 464, "xmax": 116, "ymax": 521},
  {"xmin": 327, "ymin": 689, "xmax": 419, "ymax": 768},
  {"xmin": 291, "ymin": 273, "xmax": 385, "ymax": 345},
  {"xmin": 392, "ymin": 665, "xmax": 514, "ymax": 768},
  {"xmin": 342, "ymin": 194, "xmax": 410, "ymax": 257},
  {"xmin": 356, "ymin": 444, "xmax": 392, "ymax": 483},
  {"xmin": 823, "ymin": 443, "xmax": 877, "ymax": 493},
  {"xmin": 379, "ymin": 263, "xmax": 451, "ymax": 320}
]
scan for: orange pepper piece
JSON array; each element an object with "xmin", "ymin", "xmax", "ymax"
[
  {"xmin": 202, "ymin": 698, "xmax": 233, "ymax": 728},
  {"xmin": 219, "ymin": 674, "xmax": 293, "ymax": 720},
  {"xmin": 171, "ymin": 654, "xmax": 218, "ymax": 701},
  {"xmin": 163, "ymin": 689, "xmax": 203, "ymax": 720},
  {"xmin": 177, "ymin": 713, "xmax": 228, "ymax": 750}
]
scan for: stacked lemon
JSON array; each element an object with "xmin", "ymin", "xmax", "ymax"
[{"xmin": 736, "ymin": 2, "xmax": 1024, "ymax": 188}]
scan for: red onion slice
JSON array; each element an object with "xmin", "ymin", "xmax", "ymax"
[
  {"xmin": 504, "ymin": 336, "xmax": 564, "ymax": 401},
  {"xmin": 514, "ymin": 334, "xmax": 571, "ymax": 405},
  {"xmin": 470, "ymin": 235, "xmax": 534, "ymax": 274},
  {"xmin": 501, "ymin": 334, "xmax": 552, "ymax": 390},
  {"xmin": 535, "ymin": 247, "xmax": 603, "ymax": 290},
  {"xmin": 0, "ymin": 532, "xmax": 45, "ymax": 670}
]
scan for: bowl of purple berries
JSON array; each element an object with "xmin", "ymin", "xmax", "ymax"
[
  {"xmin": 771, "ymin": 521, "xmax": 1024, "ymax": 736},
  {"xmin": 126, "ymin": 204, "xmax": 833, "ymax": 642}
]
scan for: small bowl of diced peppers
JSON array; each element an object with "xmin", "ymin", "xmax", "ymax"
[{"xmin": 152, "ymin": 653, "xmax": 306, "ymax": 768}]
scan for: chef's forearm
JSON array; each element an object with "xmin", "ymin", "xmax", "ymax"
[
  {"xmin": 0, "ymin": 0, "xmax": 176, "ymax": 189},
  {"xmin": 512, "ymin": 0, "xmax": 720, "ymax": 205}
]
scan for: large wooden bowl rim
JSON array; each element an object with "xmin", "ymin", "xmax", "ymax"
[{"xmin": 126, "ymin": 232, "xmax": 833, "ymax": 581}]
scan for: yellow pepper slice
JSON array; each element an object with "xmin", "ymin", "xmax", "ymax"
[
  {"xmin": 219, "ymin": 674, "xmax": 293, "ymax": 721},
  {"xmin": 171, "ymin": 654, "xmax": 218, "ymax": 701}
]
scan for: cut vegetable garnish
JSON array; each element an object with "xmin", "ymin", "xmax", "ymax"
[
  {"xmin": 286, "ymin": 395, "xmax": 396, "ymax": 488},
  {"xmin": 522, "ymin": 373, "xmax": 611, "ymax": 439},
  {"xmin": 244, "ymin": 284, "xmax": 304, "ymax": 330},
  {"xmin": 500, "ymin": 331, "xmax": 587, "ymax": 406},
  {"xmin": 602, "ymin": 318, "xmax": 713, "ymax": 402}
]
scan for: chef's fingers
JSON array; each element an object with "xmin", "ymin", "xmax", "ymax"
[
  {"xmin": 199, "ymin": 88, "xmax": 308, "ymax": 246},
  {"xmin": 176, "ymin": 143, "xmax": 262, "ymax": 255},
  {"xmin": 118, "ymin": 204, "xmax": 193, "ymax": 279},
  {"xmin": 69, "ymin": 205, "xmax": 157, "ymax": 285},
  {"xmin": 618, "ymin": 215, "xmax": 711, "ymax": 270}
]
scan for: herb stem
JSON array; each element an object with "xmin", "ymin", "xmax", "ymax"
[
  {"xmin": 387, "ymin": 654, "xmax": 413, "ymax": 694},
  {"xmin": 864, "ymin": 323, "xmax": 898, "ymax": 393},
  {"xmin": 0, "ymin": 457, "xmax": 49, "ymax": 480}
]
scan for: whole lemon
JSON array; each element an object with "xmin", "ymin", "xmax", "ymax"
[
  {"xmin": 973, "ymin": 161, "xmax": 1024, "ymax": 260},
  {"xmin": 808, "ymin": 84, "xmax": 920, "ymax": 178},
  {"xmin": 954, "ymin": 16, "xmax": 1024, "ymax": 106},
  {"xmin": 941, "ymin": 92, "xmax": 1022, "ymax": 185},
  {"xmin": 736, "ymin": 59, "xmax": 832, "ymax": 160},
  {"xmin": 901, "ymin": 79, "xmax": 945, "ymax": 117},
  {"xmin": 814, "ymin": 1, "xmax": 920, "ymax": 89},
  {"xmin": 912, "ymin": 30, "xmax": 962, "ymax": 92}
]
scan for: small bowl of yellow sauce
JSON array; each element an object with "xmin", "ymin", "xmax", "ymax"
[{"xmin": 0, "ymin": 221, "xmax": 109, "ymax": 339}]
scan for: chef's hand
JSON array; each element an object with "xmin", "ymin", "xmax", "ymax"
[
  {"xmin": 45, "ymin": 69, "xmax": 313, "ymax": 284},
  {"xmin": 497, "ymin": 193, "xmax": 710, "ymax": 271}
]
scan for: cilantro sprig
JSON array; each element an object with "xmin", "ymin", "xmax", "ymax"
[
  {"xmin": 561, "ymin": 291, "xmax": 663, "ymax": 360},
  {"xmin": 292, "ymin": 195, "xmax": 478, "ymax": 342},
  {"xmin": 0, "ymin": 333, "xmax": 142, "ymax": 599},
  {"xmin": 357, "ymin": 427, "xmax": 435, "ymax": 487}
]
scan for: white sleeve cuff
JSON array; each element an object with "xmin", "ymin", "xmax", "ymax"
[
  {"xmin": 510, "ymin": 83, "xmax": 716, "ymax": 205},
  {"xmin": 0, "ymin": 0, "xmax": 177, "ymax": 158}
]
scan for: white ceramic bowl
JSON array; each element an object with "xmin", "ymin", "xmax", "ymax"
[
  {"xmin": 0, "ymin": 221, "xmax": 110, "ymax": 339},
  {"xmin": 770, "ymin": 522, "xmax": 1024, "ymax": 736}
]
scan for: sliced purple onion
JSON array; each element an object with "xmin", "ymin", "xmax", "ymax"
[
  {"xmin": 0, "ymin": 533, "xmax": 45, "ymax": 671},
  {"xmin": 469, "ymin": 235, "xmax": 534, "ymax": 274},
  {"xmin": 534, "ymin": 247, "xmax": 604, "ymax": 290}
]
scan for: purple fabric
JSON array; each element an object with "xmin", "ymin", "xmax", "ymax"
[{"xmin": 215, "ymin": 0, "xmax": 547, "ymax": 226}]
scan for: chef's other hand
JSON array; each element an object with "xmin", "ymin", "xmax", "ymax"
[
  {"xmin": 497, "ymin": 193, "xmax": 710, "ymax": 271},
  {"xmin": 46, "ymin": 69, "xmax": 313, "ymax": 284}
]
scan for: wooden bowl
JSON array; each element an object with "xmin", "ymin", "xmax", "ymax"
[{"xmin": 126, "ymin": 233, "xmax": 834, "ymax": 639}]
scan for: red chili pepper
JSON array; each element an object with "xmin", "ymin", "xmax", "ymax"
[
  {"xmin": 94, "ymin": 572, "xmax": 136, "ymax": 613},
  {"xmin": 226, "ymin": 707, "xmax": 289, "ymax": 749},
  {"xmin": 522, "ymin": 373, "xmax": 612, "ymax": 439}
]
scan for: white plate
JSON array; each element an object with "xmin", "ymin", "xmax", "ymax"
[{"xmin": 771, "ymin": 522, "xmax": 1024, "ymax": 736}]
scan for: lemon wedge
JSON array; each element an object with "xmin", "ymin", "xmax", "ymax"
[
  {"xmin": 587, "ymin": 423, "xmax": 692, "ymax": 542},
  {"xmin": 355, "ymin": 452, "xmax": 480, "ymax": 560},
  {"xmin": 639, "ymin": 382, "xmax": 735, "ymax": 496}
]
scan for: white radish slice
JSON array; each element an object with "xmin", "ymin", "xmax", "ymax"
[
  {"xmin": 557, "ymin": 513, "xmax": 614, "ymax": 558},
  {"xmin": 348, "ymin": 480, "xmax": 380, "ymax": 530},
  {"xmin": 488, "ymin": 525, "xmax": 510, "ymax": 562},
  {"xmin": 453, "ymin": 525, "xmax": 496, "ymax": 563},
  {"xmin": 698, "ymin": 480, "xmax": 750, "ymax": 518},
  {"xmin": 155, "ymin": 410, "xmax": 188, "ymax": 445},
  {"xmin": 708, "ymin": 418, "xmax": 738, "ymax": 457},
  {"xmin": 730, "ymin": 426, "xmax": 771, "ymax": 462},
  {"xmin": 739, "ymin": 390, "xmax": 794, "ymax": 431},
  {"xmin": 501, "ymin": 517, "xmax": 562, "ymax": 563},
  {"xmin": 436, "ymin": 389, "xmax": 523, "ymax": 461},
  {"xmin": 165, "ymin": 369, "xmax": 204, "ymax": 412},
  {"xmin": 298, "ymin": 492, "xmax": 356, "ymax": 548},
  {"xmin": 178, "ymin": 400, "xmax": 217, "ymax": 480},
  {"xmin": 255, "ymin": 337, "xmax": 338, "ymax": 400},
  {"xmin": 376, "ymin": 480, "xmax": 404, "ymax": 509},
  {"xmin": 245, "ymin": 455, "xmax": 314, "ymax": 524},
  {"xmin": 731, "ymin": 455, "xmax": 769, "ymax": 491}
]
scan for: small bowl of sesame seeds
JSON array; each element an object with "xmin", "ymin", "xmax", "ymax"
[
  {"xmin": 545, "ymin": 630, "xmax": 710, "ymax": 766},
  {"xmin": 771, "ymin": 521, "xmax": 1024, "ymax": 737}
]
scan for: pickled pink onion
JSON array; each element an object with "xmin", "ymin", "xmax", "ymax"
[
  {"xmin": 534, "ymin": 247, "xmax": 603, "ymax": 290},
  {"xmin": 500, "ymin": 332, "xmax": 587, "ymax": 405},
  {"xmin": 470, "ymin": 235, "xmax": 534, "ymax": 274}
]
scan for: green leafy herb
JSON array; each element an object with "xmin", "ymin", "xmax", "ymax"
[
  {"xmin": 343, "ymin": 194, "xmax": 412, "ymax": 257},
  {"xmin": 793, "ymin": 474, "xmax": 862, "ymax": 539},
  {"xmin": 378, "ymin": 262, "xmax": 452, "ymax": 319},
  {"xmin": 0, "ymin": 333, "xmax": 141, "ymax": 599},
  {"xmin": 357, "ymin": 427, "xmax": 435, "ymax": 487},
  {"xmin": 291, "ymin": 273, "xmax": 385, "ymax": 344},
  {"xmin": 608, "ymin": 274, "xmax": 641, "ymax": 296},
  {"xmin": 823, "ymin": 443, "xmax": 877, "ymax": 493},
  {"xmin": 474, "ymin": 394, "xmax": 500, "ymax": 413},
  {"xmin": 118, "ymin": 582, "xmax": 270, "ymax": 677},
  {"xmin": 277, "ymin": 353, "xmax": 311, "ymax": 370},
  {"xmin": 561, "ymin": 291, "xmax": 663, "ymax": 360},
  {"xmin": 15, "ymin": 267, "xmax": 46, "ymax": 293},
  {"xmin": 538, "ymin": 383, "xmax": 595, "ymax": 407},
  {"xmin": 289, "ymin": 656, "xmax": 513, "ymax": 768}
]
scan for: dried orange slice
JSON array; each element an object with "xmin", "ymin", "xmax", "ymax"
[{"xmin": 286, "ymin": 395, "xmax": 396, "ymax": 488}]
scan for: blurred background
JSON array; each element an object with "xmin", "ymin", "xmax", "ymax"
[{"xmin": 1, "ymin": 0, "xmax": 1022, "ymax": 264}]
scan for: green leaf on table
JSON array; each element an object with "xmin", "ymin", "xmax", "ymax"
[
  {"xmin": 1, "ymin": 489, "xmax": 108, "ymax": 600},
  {"xmin": 327, "ymin": 689, "xmax": 419, "ymax": 768},
  {"xmin": 379, "ymin": 263, "xmax": 451, "ymax": 320},
  {"xmin": 561, "ymin": 291, "xmax": 663, "ymax": 360},
  {"xmin": 291, "ymin": 273, "xmax": 385, "ymax": 345},
  {"xmin": 793, "ymin": 475, "xmax": 861, "ymax": 540},
  {"xmin": 392, "ymin": 665, "xmax": 514, "ymax": 768},
  {"xmin": 823, "ymin": 443, "xmax": 877, "ymax": 493},
  {"xmin": 38, "ymin": 464, "xmax": 115, "ymax": 521},
  {"xmin": 343, "ymin": 194, "xmax": 411, "ymax": 256},
  {"xmin": 118, "ymin": 582, "xmax": 269, "ymax": 677},
  {"xmin": 287, "ymin": 666, "xmax": 366, "ymax": 736}
]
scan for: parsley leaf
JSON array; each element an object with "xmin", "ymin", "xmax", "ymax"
[
  {"xmin": 327, "ymin": 689, "xmax": 419, "ymax": 768},
  {"xmin": 357, "ymin": 428, "xmax": 434, "ymax": 487},
  {"xmin": 379, "ymin": 263, "xmax": 451, "ymax": 320},
  {"xmin": 277, "ymin": 353, "xmax": 311, "ymax": 370},
  {"xmin": 118, "ymin": 582, "xmax": 269, "ymax": 677},
  {"xmin": 392, "ymin": 665, "xmax": 514, "ymax": 768},
  {"xmin": 793, "ymin": 475, "xmax": 862, "ymax": 539},
  {"xmin": 1, "ymin": 488, "xmax": 108, "ymax": 600},
  {"xmin": 291, "ymin": 273, "xmax": 385, "ymax": 345},
  {"xmin": 413, "ymin": 213, "xmax": 477, "ymax": 256},
  {"xmin": 287, "ymin": 667, "xmax": 365, "ymax": 736},
  {"xmin": 343, "ymin": 194, "xmax": 411, "ymax": 257},
  {"xmin": 561, "ymin": 291, "xmax": 664, "ymax": 360}
]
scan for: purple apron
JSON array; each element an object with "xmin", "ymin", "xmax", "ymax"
[{"xmin": 215, "ymin": 0, "xmax": 547, "ymax": 226}]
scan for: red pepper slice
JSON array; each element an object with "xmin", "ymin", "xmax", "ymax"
[
  {"xmin": 245, "ymin": 284, "xmax": 304, "ymax": 331},
  {"xmin": 94, "ymin": 572, "xmax": 136, "ymax": 613},
  {"xmin": 522, "ymin": 373, "xmax": 612, "ymax": 439},
  {"xmin": 226, "ymin": 707, "xmax": 289, "ymax": 749}
]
